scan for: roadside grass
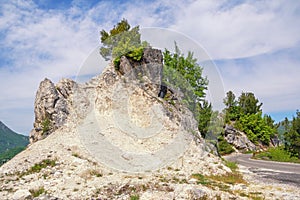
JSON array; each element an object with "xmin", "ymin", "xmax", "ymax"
[
  {"xmin": 191, "ymin": 159, "xmax": 248, "ymax": 197},
  {"xmin": 253, "ymin": 146, "xmax": 300, "ymax": 163},
  {"xmin": 224, "ymin": 160, "xmax": 238, "ymax": 171},
  {"xmin": 191, "ymin": 168, "xmax": 247, "ymax": 193}
]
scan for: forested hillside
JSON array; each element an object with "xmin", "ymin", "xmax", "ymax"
[{"xmin": 0, "ymin": 121, "xmax": 29, "ymax": 165}]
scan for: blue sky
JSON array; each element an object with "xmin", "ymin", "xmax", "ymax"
[{"xmin": 0, "ymin": 0, "xmax": 299, "ymax": 134}]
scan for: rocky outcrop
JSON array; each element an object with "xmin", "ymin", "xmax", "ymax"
[
  {"xmin": 29, "ymin": 78, "xmax": 77, "ymax": 143},
  {"xmin": 224, "ymin": 125, "xmax": 256, "ymax": 151},
  {"xmin": 119, "ymin": 47, "xmax": 163, "ymax": 75}
]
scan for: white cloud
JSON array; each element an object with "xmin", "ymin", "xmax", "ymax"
[{"xmin": 169, "ymin": 0, "xmax": 300, "ymax": 59}]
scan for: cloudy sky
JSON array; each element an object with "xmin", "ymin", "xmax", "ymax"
[{"xmin": 0, "ymin": 0, "xmax": 299, "ymax": 135}]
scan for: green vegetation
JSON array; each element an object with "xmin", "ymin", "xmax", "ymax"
[
  {"xmin": 130, "ymin": 195, "xmax": 140, "ymax": 200},
  {"xmin": 197, "ymin": 101, "xmax": 213, "ymax": 138},
  {"xmin": 0, "ymin": 121, "xmax": 28, "ymax": 165},
  {"xmin": 41, "ymin": 118, "xmax": 51, "ymax": 134},
  {"xmin": 163, "ymin": 44, "xmax": 208, "ymax": 103},
  {"xmin": 0, "ymin": 146, "xmax": 26, "ymax": 166},
  {"xmin": 224, "ymin": 160, "xmax": 238, "ymax": 171},
  {"xmin": 100, "ymin": 19, "xmax": 148, "ymax": 70},
  {"xmin": 21, "ymin": 159, "xmax": 56, "ymax": 177},
  {"xmin": 162, "ymin": 44, "xmax": 210, "ymax": 137},
  {"xmin": 283, "ymin": 110, "xmax": 300, "ymax": 158},
  {"xmin": 29, "ymin": 187, "xmax": 45, "ymax": 197},
  {"xmin": 222, "ymin": 90, "xmax": 299, "ymax": 161},
  {"xmin": 191, "ymin": 170, "xmax": 246, "ymax": 192},
  {"xmin": 29, "ymin": 159, "xmax": 56, "ymax": 173},
  {"xmin": 0, "ymin": 121, "xmax": 29, "ymax": 154},
  {"xmin": 223, "ymin": 91, "xmax": 276, "ymax": 145},
  {"xmin": 191, "ymin": 173, "xmax": 210, "ymax": 185},
  {"xmin": 253, "ymin": 146, "xmax": 300, "ymax": 163},
  {"xmin": 235, "ymin": 112, "xmax": 275, "ymax": 145},
  {"xmin": 217, "ymin": 137, "xmax": 234, "ymax": 156}
]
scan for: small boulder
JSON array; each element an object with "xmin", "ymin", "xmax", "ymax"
[{"xmin": 13, "ymin": 189, "xmax": 32, "ymax": 200}]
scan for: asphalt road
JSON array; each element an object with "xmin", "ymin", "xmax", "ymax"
[{"xmin": 224, "ymin": 154, "xmax": 300, "ymax": 187}]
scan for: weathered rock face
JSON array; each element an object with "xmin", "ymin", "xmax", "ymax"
[
  {"xmin": 119, "ymin": 47, "xmax": 163, "ymax": 79},
  {"xmin": 224, "ymin": 125, "xmax": 256, "ymax": 151},
  {"xmin": 29, "ymin": 78, "xmax": 77, "ymax": 143}
]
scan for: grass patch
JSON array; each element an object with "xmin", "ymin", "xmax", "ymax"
[
  {"xmin": 224, "ymin": 160, "xmax": 238, "ymax": 171},
  {"xmin": 191, "ymin": 164, "xmax": 247, "ymax": 193},
  {"xmin": 29, "ymin": 187, "xmax": 45, "ymax": 197},
  {"xmin": 21, "ymin": 159, "xmax": 56, "ymax": 177},
  {"xmin": 253, "ymin": 146, "xmax": 300, "ymax": 163},
  {"xmin": 191, "ymin": 174, "xmax": 210, "ymax": 185},
  {"xmin": 130, "ymin": 194, "xmax": 140, "ymax": 200},
  {"xmin": 208, "ymin": 172, "xmax": 246, "ymax": 185}
]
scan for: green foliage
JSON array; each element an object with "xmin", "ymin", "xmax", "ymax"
[
  {"xmin": 100, "ymin": 19, "xmax": 148, "ymax": 70},
  {"xmin": 163, "ymin": 44, "xmax": 208, "ymax": 104},
  {"xmin": 235, "ymin": 112, "xmax": 275, "ymax": 145},
  {"xmin": 238, "ymin": 92, "xmax": 262, "ymax": 115},
  {"xmin": 224, "ymin": 91, "xmax": 263, "ymax": 123},
  {"xmin": 217, "ymin": 136, "xmax": 234, "ymax": 155},
  {"xmin": 162, "ymin": 44, "xmax": 209, "ymax": 138},
  {"xmin": 41, "ymin": 118, "xmax": 51, "ymax": 134},
  {"xmin": 197, "ymin": 101, "xmax": 213, "ymax": 138},
  {"xmin": 223, "ymin": 91, "xmax": 240, "ymax": 122},
  {"xmin": 284, "ymin": 110, "xmax": 300, "ymax": 158},
  {"xmin": 253, "ymin": 146, "xmax": 299, "ymax": 163},
  {"xmin": 0, "ymin": 146, "xmax": 26, "ymax": 166}
]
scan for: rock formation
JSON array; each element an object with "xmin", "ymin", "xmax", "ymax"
[
  {"xmin": 224, "ymin": 125, "xmax": 256, "ymax": 152},
  {"xmin": 29, "ymin": 78, "xmax": 77, "ymax": 143},
  {"xmin": 1, "ymin": 48, "xmax": 299, "ymax": 199}
]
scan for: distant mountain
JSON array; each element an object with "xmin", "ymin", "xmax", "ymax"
[{"xmin": 0, "ymin": 121, "xmax": 29, "ymax": 154}]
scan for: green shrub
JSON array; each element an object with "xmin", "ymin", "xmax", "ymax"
[
  {"xmin": 41, "ymin": 118, "xmax": 51, "ymax": 134},
  {"xmin": 100, "ymin": 19, "xmax": 148, "ymax": 70},
  {"xmin": 217, "ymin": 136, "xmax": 234, "ymax": 155}
]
